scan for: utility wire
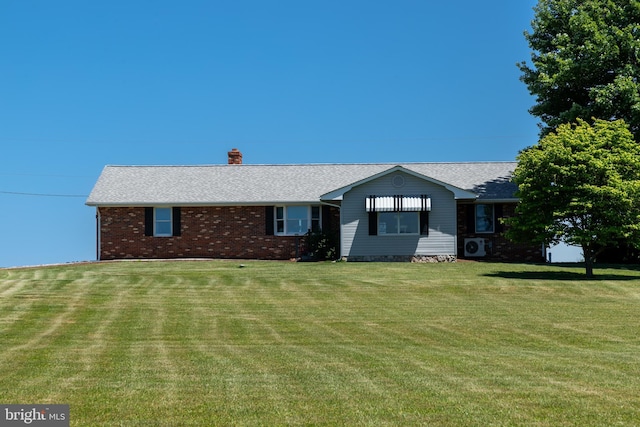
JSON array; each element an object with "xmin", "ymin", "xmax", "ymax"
[
  {"xmin": 0, "ymin": 172, "xmax": 94, "ymax": 178},
  {"xmin": 0, "ymin": 191, "xmax": 87, "ymax": 198}
]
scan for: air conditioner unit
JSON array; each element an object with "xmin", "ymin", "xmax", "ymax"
[{"xmin": 464, "ymin": 238, "xmax": 486, "ymax": 257}]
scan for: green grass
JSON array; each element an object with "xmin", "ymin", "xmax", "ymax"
[{"xmin": 1, "ymin": 260, "xmax": 640, "ymax": 426}]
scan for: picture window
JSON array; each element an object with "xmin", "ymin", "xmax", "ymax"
[
  {"xmin": 378, "ymin": 212, "xmax": 419, "ymax": 235},
  {"xmin": 275, "ymin": 205, "xmax": 322, "ymax": 236}
]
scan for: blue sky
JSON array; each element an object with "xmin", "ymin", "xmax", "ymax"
[{"xmin": 0, "ymin": 0, "xmax": 541, "ymax": 267}]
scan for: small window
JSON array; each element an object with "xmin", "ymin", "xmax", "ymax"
[
  {"xmin": 475, "ymin": 204, "xmax": 494, "ymax": 233},
  {"xmin": 274, "ymin": 205, "xmax": 321, "ymax": 236},
  {"xmin": 378, "ymin": 212, "xmax": 419, "ymax": 235},
  {"xmin": 155, "ymin": 207, "xmax": 173, "ymax": 237},
  {"xmin": 276, "ymin": 207, "xmax": 285, "ymax": 233},
  {"xmin": 311, "ymin": 206, "xmax": 321, "ymax": 232}
]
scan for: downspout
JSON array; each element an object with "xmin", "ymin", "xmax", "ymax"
[{"xmin": 96, "ymin": 208, "xmax": 101, "ymax": 261}]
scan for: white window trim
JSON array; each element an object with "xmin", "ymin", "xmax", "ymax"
[
  {"xmin": 274, "ymin": 205, "xmax": 321, "ymax": 236},
  {"xmin": 377, "ymin": 212, "xmax": 420, "ymax": 236},
  {"xmin": 154, "ymin": 207, "xmax": 173, "ymax": 237}
]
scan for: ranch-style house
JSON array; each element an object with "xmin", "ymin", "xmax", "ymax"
[{"xmin": 85, "ymin": 148, "xmax": 544, "ymax": 262}]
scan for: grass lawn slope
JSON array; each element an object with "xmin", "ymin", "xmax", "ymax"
[{"xmin": 1, "ymin": 260, "xmax": 640, "ymax": 426}]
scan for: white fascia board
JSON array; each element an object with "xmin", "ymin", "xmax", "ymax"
[{"xmin": 86, "ymin": 200, "xmax": 322, "ymax": 207}]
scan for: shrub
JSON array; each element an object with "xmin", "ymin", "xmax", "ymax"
[{"xmin": 304, "ymin": 230, "xmax": 339, "ymax": 261}]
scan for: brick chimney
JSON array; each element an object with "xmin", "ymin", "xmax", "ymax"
[{"xmin": 228, "ymin": 148, "xmax": 242, "ymax": 165}]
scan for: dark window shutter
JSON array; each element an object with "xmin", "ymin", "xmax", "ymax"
[
  {"xmin": 466, "ymin": 205, "xmax": 476, "ymax": 233},
  {"xmin": 368, "ymin": 212, "xmax": 377, "ymax": 235},
  {"xmin": 144, "ymin": 207, "xmax": 154, "ymax": 236},
  {"xmin": 420, "ymin": 211, "xmax": 429, "ymax": 236},
  {"xmin": 265, "ymin": 206, "xmax": 275, "ymax": 235},
  {"xmin": 172, "ymin": 207, "xmax": 181, "ymax": 236},
  {"xmin": 322, "ymin": 205, "xmax": 331, "ymax": 231},
  {"xmin": 494, "ymin": 204, "xmax": 503, "ymax": 233}
]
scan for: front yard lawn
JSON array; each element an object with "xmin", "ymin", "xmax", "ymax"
[{"xmin": 1, "ymin": 260, "xmax": 639, "ymax": 426}]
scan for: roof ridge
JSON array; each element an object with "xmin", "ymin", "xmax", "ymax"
[{"xmin": 103, "ymin": 160, "xmax": 517, "ymax": 168}]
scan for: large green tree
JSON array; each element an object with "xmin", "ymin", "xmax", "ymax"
[
  {"xmin": 520, "ymin": 0, "xmax": 640, "ymax": 139},
  {"xmin": 506, "ymin": 119, "xmax": 640, "ymax": 277}
]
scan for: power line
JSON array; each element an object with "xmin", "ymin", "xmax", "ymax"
[
  {"xmin": 0, "ymin": 191, "xmax": 87, "ymax": 198},
  {"xmin": 0, "ymin": 172, "xmax": 94, "ymax": 178}
]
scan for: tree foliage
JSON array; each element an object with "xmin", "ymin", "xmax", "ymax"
[
  {"xmin": 520, "ymin": 0, "xmax": 640, "ymax": 139},
  {"xmin": 505, "ymin": 119, "xmax": 640, "ymax": 277}
]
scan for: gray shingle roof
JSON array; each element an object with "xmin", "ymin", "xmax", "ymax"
[{"xmin": 85, "ymin": 162, "xmax": 518, "ymax": 206}]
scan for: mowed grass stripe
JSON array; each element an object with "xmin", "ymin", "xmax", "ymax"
[{"xmin": 1, "ymin": 261, "xmax": 640, "ymax": 425}]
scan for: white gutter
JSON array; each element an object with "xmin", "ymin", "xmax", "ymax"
[{"xmin": 96, "ymin": 208, "xmax": 101, "ymax": 261}]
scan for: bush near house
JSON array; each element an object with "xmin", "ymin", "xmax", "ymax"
[{"xmin": 303, "ymin": 230, "xmax": 340, "ymax": 260}]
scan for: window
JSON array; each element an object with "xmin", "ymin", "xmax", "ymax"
[
  {"xmin": 366, "ymin": 195, "xmax": 430, "ymax": 236},
  {"xmin": 378, "ymin": 212, "xmax": 420, "ymax": 235},
  {"xmin": 154, "ymin": 207, "xmax": 173, "ymax": 236},
  {"xmin": 275, "ymin": 205, "xmax": 321, "ymax": 235},
  {"xmin": 311, "ymin": 206, "xmax": 321, "ymax": 232},
  {"xmin": 475, "ymin": 204, "xmax": 494, "ymax": 233},
  {"xmin": 144, "ymin": 207, "xmax": 180, "ymax": 237}
]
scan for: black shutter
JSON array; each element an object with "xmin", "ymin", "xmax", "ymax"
[
  {"xmin": 265, "ymin": 206, "xmax": 275, "ymax": 235},
  {"xmin": 368, "ymin": 212, "xmax": 377, "ymax": 235},
  {"xmin": 420, "ymin": 211, "xmax": 429, "ymax": 236},
  {"xmin": 322, "ymin": 205, "xmax": 331, "ymax": 231},
  {"xmin": 144, "ymin": 207, "xmax": 154, "ymax": 236},
  {"xmin": 494, "ymin": 204, "xmax": 503, "ymax": 233},
  {"xmin": 172, "ymin": 207, "xmax": 181, "ymax": 236},
  {"xmin": 466, "ymin": 205, "xmax": 476, "ymax": 233}
]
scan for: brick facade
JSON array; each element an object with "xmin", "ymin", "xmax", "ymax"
[
  {"xmin": 97, "ymin": 203, "xmax": 542, "ymax": 262},
  {"xmin": 98, "ymin": 206, "xmax": 339, "ymax": 261},
  {"xmin": 456, "ymin": 203, "xmax": 545, "ymax": 262}
]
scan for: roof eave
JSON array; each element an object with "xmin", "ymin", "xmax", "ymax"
[
  {"xmin": 86, "ymin": 200, "xmax": 323, "ymax": 207},
  {"xmin": 473, "ymin": 197, "xmax": 519, "ymax": 203}
]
